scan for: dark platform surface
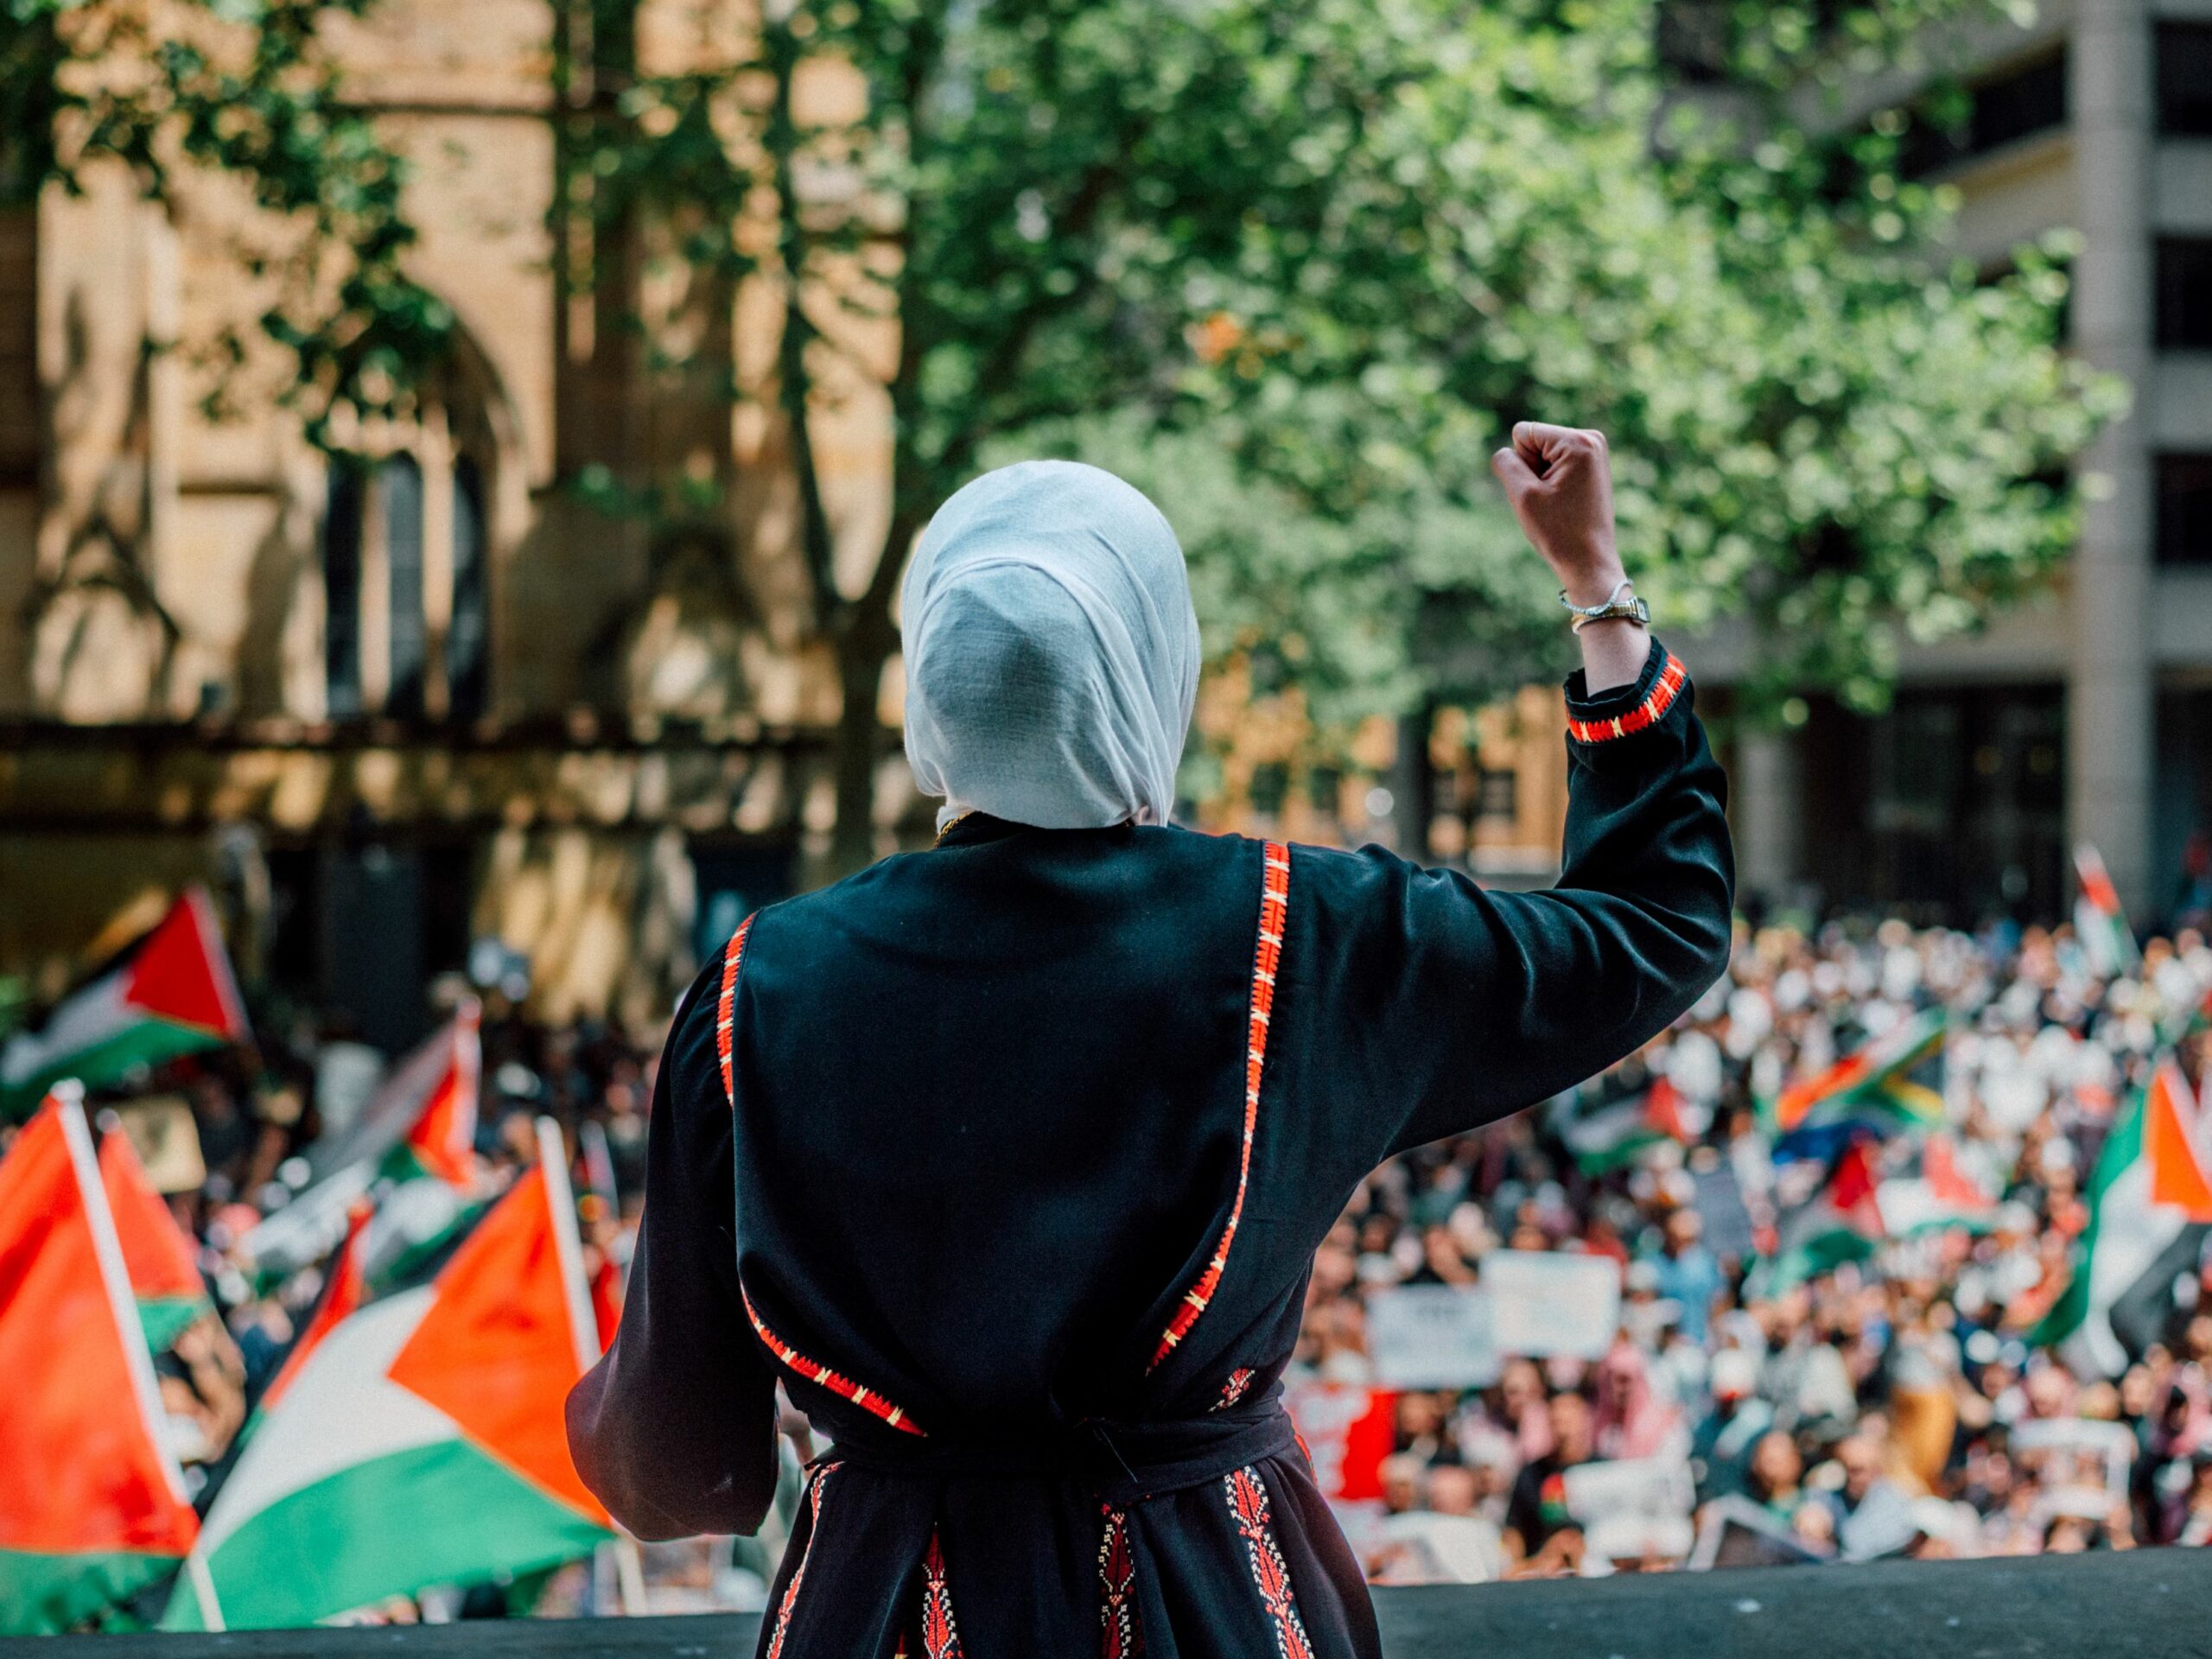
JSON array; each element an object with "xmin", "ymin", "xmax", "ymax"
[{"xmin": 12, "ymin": 1551, "xmax": 2211, "ymax": 1657}]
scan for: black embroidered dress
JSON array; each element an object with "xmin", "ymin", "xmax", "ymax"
[{"xmin": 568, "ymin": 638, "xmax": 1733, "ymax": 1658}]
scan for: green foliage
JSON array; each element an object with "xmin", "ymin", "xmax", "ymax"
[
  {"xmin": 0, "ymin": 0, "xmax": 451, "ymax": 443},
  {"xmin": 582, "ymin": 0, "xmax": 2113, "ymax": 805}
]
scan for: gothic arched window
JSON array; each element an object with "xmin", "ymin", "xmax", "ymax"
[{"xmin": 318, "ymin": 385, "xmax": 499, "ymax": 722}]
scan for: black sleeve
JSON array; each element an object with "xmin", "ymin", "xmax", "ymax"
[
  {"xmin": 565, "ymin": 957, "xmax": 780, "ymax": 1540},
  {"xmin": 1288, "ymin": 638, "xmax": 1733, "ymax": 1167}
]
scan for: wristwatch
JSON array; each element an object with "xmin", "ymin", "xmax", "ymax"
[{"xmin": 1559, "ymin": 578, "xmax": 1649, "ymax": 633}]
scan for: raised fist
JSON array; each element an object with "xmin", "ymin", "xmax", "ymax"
[{"xmin": 1491, "ymin": 423, "xmax": 1626, "ymax": 607}]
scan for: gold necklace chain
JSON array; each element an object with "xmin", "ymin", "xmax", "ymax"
[{"xmin": 932, "ymin": 810, "xmax": 977, "ymax": 848}]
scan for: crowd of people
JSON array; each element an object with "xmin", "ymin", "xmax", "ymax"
[
  {"xmin": 1306, "ymin": 917, "xmax": 2212, "ymax": 1581},
  {"xmin": 16, "ymin": 912, "xmax": 2212, "ymax": 1618}
]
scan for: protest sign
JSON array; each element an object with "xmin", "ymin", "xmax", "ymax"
[
  {"xmin": 1484, "ymin": 1249, "xmax": 1620, "ymax": 1360},
  {"xmin": 1367, "ymin": 1285, "xmax": 1497, "ymax": 1389}
]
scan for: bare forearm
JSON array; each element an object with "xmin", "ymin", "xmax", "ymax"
[{"xmin": 1492, "ymin": 423, "xmax": 1647, "ymax": 694}]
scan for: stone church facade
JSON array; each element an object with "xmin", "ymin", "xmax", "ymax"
[{"xmin": 0, "ymin": 0, "xmax": 899, "ymax": 1044}]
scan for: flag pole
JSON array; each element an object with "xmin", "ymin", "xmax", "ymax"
[
  {"xmin": 55, "ymin": 1082, "xmax": 226, "ymax": 1632},
  {"xmin": 537, "ymin": 1116, "xmax": 650, "ymax": 1616}
]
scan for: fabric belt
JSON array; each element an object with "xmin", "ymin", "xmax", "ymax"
[{"xmin": 821, "ymin": 1404, "xmax": 1299, "ymax": 1506}]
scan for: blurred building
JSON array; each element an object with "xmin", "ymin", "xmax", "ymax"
[
  {"xmin": 1713, "ymin": 1, "xmax": 2212, "ymax": 925},
  {"xmin": 0, "ymin": 2, "xmax": 889, "ymax": 1043}
]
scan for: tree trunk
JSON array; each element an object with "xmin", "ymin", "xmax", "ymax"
[{"xmin": 827, "ymin": 606, "xmax": 899, "ymax": 878}]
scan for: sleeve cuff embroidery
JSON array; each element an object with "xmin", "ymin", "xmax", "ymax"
[{"xmin": 1566, "ymin": 650, "xmax": 1688, "ymax": 745}]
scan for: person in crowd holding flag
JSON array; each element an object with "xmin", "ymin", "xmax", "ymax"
[{"xmin": 567, "ymin": 429, "xmax": 1735, "ymax": 1658}]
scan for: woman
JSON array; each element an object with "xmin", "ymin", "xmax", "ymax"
[{"xmin": 567, "ymin": 423, "xmax": 1732, "ymax": 1657}]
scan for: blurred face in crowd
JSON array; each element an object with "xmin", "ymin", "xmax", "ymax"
[
  {"xmin": 1549, "ymin": 1390, "xmax": 1594, "ymax": 1465},
  {"xmin": 1749, "ymin": 1431, "xmax": 1802, "ymax": 1502},
  {"xmin": 1426, "ymin": 1464, "xmax": 1478, "ymax": 1517},
  {"xmin": 2121, "ymin": 1365, "xmax": 2158, "ymax": 1420},
  {"xmin": 1500, "ymin": 1358, "xmax": 1544, "ymax": 1421},
  {"xmin": 1662, "ymin": 1208, "xmax": 1700, "ymax": 1258},
  {"xmin": 2024, "ymin": 1366, "xmax": 2072, "ymax": 1420},
  {"xmin": 1379, "ymin": 1455, "xmax": 1424, "ymax": 1516},
  {"xmin": 1836, "ymin": 1435, "xmax": 1885, "ymax": 1504},
  {"xmin": 1398, "ymin": 1391, "xmax": 1447, "ymax": 1442},
  {"xmin": 2185, "ymin": 1316, "xmax": 2212, "ymax": 1366}
]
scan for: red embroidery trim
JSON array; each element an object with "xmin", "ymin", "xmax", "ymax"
[
  {"xmin": 740, "ymin": 1283, "xmax": 925, "ymax": 1435},
  {"xmin": 764, "ymin": 1462, "xmax": 836, "ymax": 1659},
  {"xmin": 1098, "ymin": 1504, "xmax": 1142, "ymax": 1657},
  {"xmin": 920, "ymin": 1529, "xmax": 963, "ymax": 1659},
  {"xmin": 715, "ymin": 914, "xmax": 753, "ymax": 1109},
  {"xmin": 1566, "ymin": 651, "xmax": 1687, "ymax": 745},
  {"xmin": 1151, "ymin": 842, "xmax": 1290, "ymax": 1370},
  {"xmin": 1224, "ymin": 1466, "xmax": 1313, "ymax": 1659},
  {"xmin": 1213, "ymin": 1368, "xmax": 1256, "ymax": 1412},
  {"xmin": 720, "ymin": 914, "xmax": 926, "ymax": 1438}
]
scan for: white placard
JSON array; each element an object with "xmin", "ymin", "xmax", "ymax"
[
  {"xmin": 1484, "ymin": 1249, "xmax": 1621, "ymax": 1360},
  {"xmin": 1366, "ymin": 1285, "xmax": 1499, "ymax": 1389},
  {"xmin": 1560, "ymin": 1456, "xmax": 1695, "ymax": 1524}
]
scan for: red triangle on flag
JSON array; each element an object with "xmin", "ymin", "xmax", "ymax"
[
  {"xmin": 385, "ymin": 1166, "xmax": 607, "ymax": 1524},
  {"xmin": 98, "ymin": 1126, "xmax": 204, "ymax": 1305},
  {"xmin": 1643, "ymin": 1075, "xmax": 1690, "ymax": 1142},
  {"xmin": 1830, "ymin": 1140, "xmax": 1885, "ymax": 1236},
  {"xmin": 0, "ymin": 1104, "xmax": 199, "ymax": 1559},
  {"xmin": 118, "ymin": 889, "xmax": 249, "ymax": 1043},
  {"xmin": 262, "ymin": 1201, "xmax": 374, "ymax": 1411},
  {"xmin": 1921, "ymin": 1135, "xmax": 1993, "ymax": 1211},
  {"xmin": 2147, "ymin": 1062, "xmax": 2212, "ymax": 1222},
  {"xmin": 589, "ymin": 1255, "xmax": 621, "ymax": 1353},
  {"xmin": 402, "ymin": 1005, "xmax": 480, "ymax": 1189}
]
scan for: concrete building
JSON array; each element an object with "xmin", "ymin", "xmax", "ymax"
[{"xmin": 1721, "ymin": 0, "xmax": 2212, "ymax": 925}]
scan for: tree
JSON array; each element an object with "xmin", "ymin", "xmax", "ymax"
[
  {"xmin": 565, "ymin": 0, "xmax": 2112, "ymax": 871},
  {"xmin": 0, "ymin": 0, "xmax": 454, "ymax": 441}
]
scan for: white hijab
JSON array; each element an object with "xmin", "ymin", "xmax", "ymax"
[{"xmin": 901, "ymin": 460, "xmax": 1200, "ymax": 831}]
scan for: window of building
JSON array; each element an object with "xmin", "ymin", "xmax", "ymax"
[
  {"xmin": 2158, "ymin": 22, "xmax": 2212, "ymax": 137},
  {"xmin": 2156, "ymin": 239, "xmax": 2212, "ymax": 350},
  {"xmin": 1899, "ymin": 47, "xmax": 2068, "ymax": 176},
  {"xmin": 382, "ymin": 455, "xmax": 427, "ymax": 717},
  {"xmin": 2158, "ymin": 454, "xmax": 2212, "ymax": 566},
  {"xmin": 323, "ymin": 461, "xmax": 365, "ymax": 718},
  {"xmin": 1968, "ymin": 48, "xmax": 2067, "ymax": 155},
  {"xmin": 319, "ymin": 394, "xmax": 497, "ymax": 721},
  {"xmin": 448, "ymin": 456, "xmax": 491, "ymax": 721},
  {"xmin": 1475, "ymin": 766, "xmax": 1518, "ymax": 823}
]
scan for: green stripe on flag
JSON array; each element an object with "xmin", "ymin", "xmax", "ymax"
[
  {"xmin": 3, "ymin": 1020, "xmax": 233, "ymax": 1116},
  {"xmin": 161, "ymin": 1440, "xmax": 607, "ymax": 1630},
  {"xmin": 137, "ymin": 1295, "xmax": 213, "ymax": 1354},
  {"xmin": 0, "ymin": 1546, "xmax": 184, "ymax": 1635}
]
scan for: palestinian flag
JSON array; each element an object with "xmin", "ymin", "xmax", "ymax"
[
  {"xmin": 2036, "ymin": 1059, "xmax": 2212, "ymax": 1376},
  {"xmin": 1771, "ymin": 1008, "xmax": 1947, "ymax": 1139},
  {"xmin": 382, "ymin": 1002, "xmax": 480, "ymax": 1189},
  {"xmin": 2074, "ymin": 842, "xmax": 2141, "ymax": 977},
  {"xmin": 1560, "ymin": 1076, "xmax": 1693, "ymax": 1174},
  {"xmin": 0, "ymin": 891, "xmax": 250, "ymax": 1116},
  {"xmin": 261, "ymin": 1201, "xmax": 372, "ymax": 1413},
  {"xmin": 1876, "ymin": 1134, "xmax": 1999, "ymax": 1237},
  {"xmin": 243, "ymin": 1004, "xmax": 482, "ymax": 1281},
  {"xmin": 99, "ymin": 1120, "xmax": 214, "ymax": 1352},
  {"xmin": 1766, "ymin": 1140, "xmax": 1885, "ymax": 1288},
  {"xmin": 0, "ymin": 1096, "xmax": 201, "ymax": 1632},
  {"xmin": 164, "ymin": 1129, "xmax": 610, "ymax": 1630}
]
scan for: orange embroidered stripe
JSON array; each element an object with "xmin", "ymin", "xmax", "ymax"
[
  {"xmin": 715, "ymin": 913, "xmax": 753, "ymax": 1110},
  {"xmin": 719, "ymin": 912, "xmax": 925, "ymax": 1437},
  {"xmin": 1151, "ymin": 842, "xmax": 1290, "ymax": 1370},
  {"xmin": 1566, "ymin": 650, "xmax": 1687, "ymax": 745},
  {"xmin": 1225, "ymin": 1465, "xmax": 1313, "ymax": 1659},
  {"xmin": 918, "ymin": 1529, "xmax": 963, "ymax": 1659},
  {"xmin": 764, "ymin": 1462, "xmax": 836, "ymax": 1659},
  {"xmin": 740, "ymin": 1282, "xmax": 926, "ymax": 1436}
]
